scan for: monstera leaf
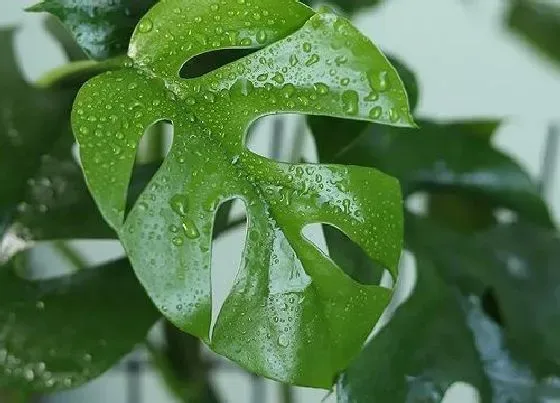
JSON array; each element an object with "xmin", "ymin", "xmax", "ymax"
[
  {"xmin": 27, "ymin": 0, "xmax": 158, "ymax": 60},
  {"xmin": 340, "ymin": 217, "xmax": 560, "ymax": 402},
  {"xmin": 72, "ymin": 0, "xmax": 414, "ymax": 387}
]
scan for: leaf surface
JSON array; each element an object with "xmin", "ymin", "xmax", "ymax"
[
  {"xmin": 28, "ymin": 0, "xmax": 158, "ymax": 60},
  {"xmin": 508, "ymin": 0, "xmax": 560, "ymax": 66},
  {"xmin": 0, "ymin": 258, "xmax": 158, "ymax": 391},
  {"xmin": 72, "ymin": 0, "xmax": 414, "ymax": 387}
]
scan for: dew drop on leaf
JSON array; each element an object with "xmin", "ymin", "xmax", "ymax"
[{"xmin": 341, "ymin": 90, "xmax": 359, "ymax": 115}]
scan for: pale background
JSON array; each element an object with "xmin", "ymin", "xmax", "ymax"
[{"xmin": 1, "ymin": 0, "xmax": 559, "ymax": 402}]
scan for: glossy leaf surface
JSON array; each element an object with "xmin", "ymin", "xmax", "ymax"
[
  {"xmin": 338, "ymin": 257, "xmax": 491, "ymax": 403},
  {"xmin": 28, "ymin": 0, "xmax": 158, "ymax": 60},
  {"xmin": 340, "ymin": 217, "xmax": 560, "ymax": 402},
  {"xmin": 311, "ymin": 119, "xmax": 553, "ymax": 227},
  {"xmin": 72, "ymin": 0, "xmax": 414, "ymax": 387},
  {"xmin": 0, "ymin": 258, "xmax": 158, "ymax": 391},
  {"xmin": 508, "ymin": 0, "xmax": 560, "ymax": 66}
]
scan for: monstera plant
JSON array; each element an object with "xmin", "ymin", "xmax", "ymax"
[{"xmin": 1, "ymin": 0, "xmax": 559, "ymax": 402}]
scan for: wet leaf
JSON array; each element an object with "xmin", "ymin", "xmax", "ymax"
[
  {"xmin": 0, "ymin": 257, "xmax": 158, "ymax": 392},
  {"xmin": 508, "ymin": 0, "xmax": 560, "ymax": 66},
  {"xmin": 27, "ymin": 0, "xmax": 157, "ymax": 60},
  {"xmin": 72, "ymin": 0, "xmax": 414, "ymax": 387}
]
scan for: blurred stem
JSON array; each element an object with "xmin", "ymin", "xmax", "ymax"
[
  {"xmin": 53, "ymin": 241, "xmax": 87, "ymax": 272},
  {"xmin": 539, "ymin": 123, "xmax": 559, "ymax": 198},
  {"xmin": 271, "ymin": 117, "xmax": 285, "ymax": 160},
  {"xmin": 289, "ymin": 117, "xmax": 307, "ymax": 163},
  {"xmin": 35, "ymin": 56, "xmax": 128, "ymax": 89},
  {"xmin": 280, "ymin": 383, "xmax": 294, "ymax": 403}
]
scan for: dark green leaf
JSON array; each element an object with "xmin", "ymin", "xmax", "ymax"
[
  {"xmin": 44, "ymin": 16, "xmax": 87, "ymax": 62},
  {"xmin": 338, "ymin": 256, "xmax": 492, "ymax": 403},
  {"xmin": 312, "ymin": 119, "xmax": 553, "ymax": 227},
  {"xmin": 27, "ymin": 0, "xmax": 158, "ymax": 60},
  {"xmin": 508, "ymin": 0, "xmax": 560, "ymax": 66},
  {"xmin": 302, "ymin": 0, "xmax": 382, "ymax": 15},
  {"xmin": 0, "ymin": 257, "xmax": 158, "ymax": 391},
  {"xmin": 72, "ymin": 0, "xmax": 415, "ymax": 387},
  {"xmin": 0, "ymin": 28, "xmax": 116, "ymax": 243}
]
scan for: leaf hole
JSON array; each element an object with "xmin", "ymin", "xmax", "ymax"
[
  {"xmin": 246, "ymin": 115, "xmax": 315, "ymax": 163},
  {"xmin": 210, "ymin": 198, "xmax": 248, "ymax": 331},
  {"xmin": 301, "ymin": 223, "xmax": 387, "ymax": 286},
  {"xmin": 125, "ymin": 120, "xmax": 173, "ymax": 218},
  {"xmin": 180, "ymin": 48, "xmax": 259, "ymax": 79}
]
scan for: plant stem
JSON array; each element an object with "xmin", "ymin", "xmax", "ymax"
[
  {"xmin": 280, "ymin": 383, "xmax": 294, "ymax": 403},
  {"xmin": 539, "ymin": 123, "xmax": 559, "ymax": 198},
  {"xmin": 289, "ymin": 117, "xmax": 308, "ymax": 163},
  {"xmin": 53, "ymin": 241, "xmax": 87, "ymax": 272},
  {"xmin": 35, "ymin": 56, "xmax": 128, "ymax": 89}
]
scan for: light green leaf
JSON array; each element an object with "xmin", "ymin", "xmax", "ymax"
[
  {"xmin": 72, "ymin": 0, "xmax": 414, "ymax": 387},
  {"xmin": 0, "ymin": 257, "xmax": 158, "ymax": 392}
]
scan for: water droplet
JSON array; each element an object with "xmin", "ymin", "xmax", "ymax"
[
  {"xmin": 278, "ymin": 334, "xmax": 289, "ymax": 347},
  {"xmin": 128, "ymin": 82, "xmax": 138, "ymax": 90},
  {"xmin": 138, "ymin": 202, "xmax": 148, "ymax": 211},
  {"xmin": 24, "ymin": 368, "xmax": 35, "ymax": 381},
  {"xmin": 305, "ymin": 54, "xmax": 320, "ymax": 67},
  {"xmin": 256, "ymin": 30, "xmax": 267, "ymax": 44},
  {"xmin": 389, "ymin": 107, "xmax": 400, "ymax": 122},
  {"xmin": 368, "ymin": 70, "xmax": 390, "ymax": 92},
  {"xmin": 273, "ymin": 72, "xmax": 285, "ymax": 84},
  {"xmin": 314, "ymin": 82, "xmax": 329, "ymax": 95},
  {"xmin": 369, "ymin": 106, "xmax": 382, "ymax": 119},
  {"xmin": 231, "ymin": 155, "xmax": 240, "ymax": 165},
  {"xmin": 282, "ymin": 83, "xmax": 296, "ymax": 98},
  {"xmin": 182, "ymin": 220, "xmax": 200, "ymax": 239},
  {"xmin": 302, "ymin": 42, "xmax": 312, "ymax": 53},
  {"xmin": 172, "ymin": 236, "xmax": 184, "ymax": 247},
  {"xmin": 170, "ymin": 194, "xmax": 188, "ymax": 216},
  {"xmin": 36, "ymin": 301, "xmax": 45, "ymax": 310},
  {"xmin": 289, "ymin": 54, "xmax": 298, "ymax": 66},
  {"xmin": 341, "ymin": 90, "xmax": 359, "ymax": 115},
  {"xmin": 138, "ymin": 19, "xmax": 153, "ymax": 33}
]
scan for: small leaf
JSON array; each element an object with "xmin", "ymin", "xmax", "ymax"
[
  {"xmin": 311, "ymin": 119, "xmax": 553, "ymax": 227},
  {"xmin": 0, "ymin": 257, "xmax": 158, "ymax": 391},
  {"xmin": 508, "ymin": 0, "xmax": 560, "ymax": 66},
  {"xmin": 27, "ymin": 0, "xmax": 158, "ymax": 60},
  {"xmin": 73, "ymin": 0, "xmax": 414, "ymax": 387}
]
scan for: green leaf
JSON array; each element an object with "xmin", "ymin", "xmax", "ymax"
[
  {"xmin": 407, "ymin": 217, "xmax": 560, "ymax": 385},
  {"xmin": 27, "ymin": 0, "xmax": 158, "ymax": 60},
  {"xmin": 72, "ymin": 0, "xmax": 414, "ymax": 387},
  {"xmin": 302, "ymin": 0, "xmax": 382, "ymax": 15},
  {"xmin": 340, "ymin": 218, "xmax": 560, "ymax": 402},
  {"xmin": 0, "ymin": 257, "xmax": 158, "ymax": 391},
  {"xmin": 0, "ymin": 28, "xmax": 113, "ymax": 242},
  {"xmin": 338, "ymin": 256, "xmax": 492, "ymax": 403},
  {"xmin": 312, "ymin": 119, "xmax": 553, "ymax": 227},
  {"xmin": 508, "ymin": 0, "xmax": 560, "ymax": 66}
]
